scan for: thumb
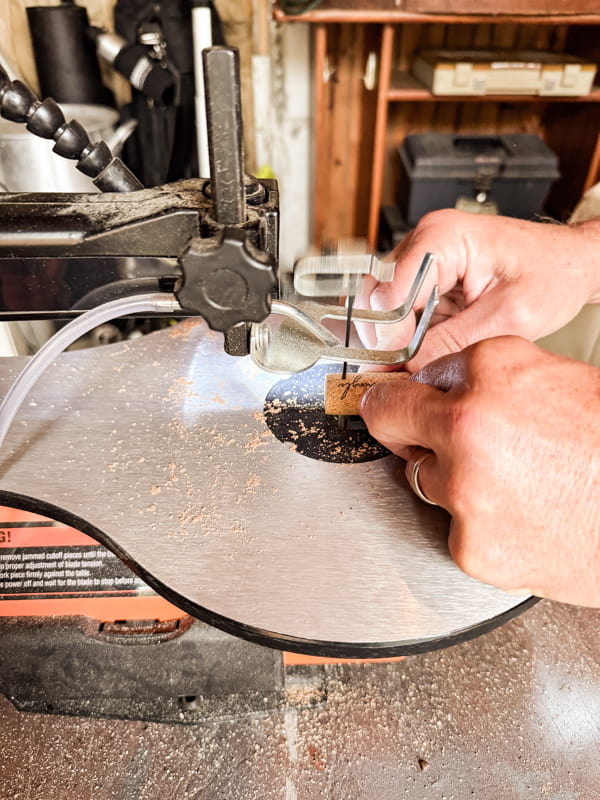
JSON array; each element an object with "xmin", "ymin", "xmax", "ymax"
[
  {"xmin": 405, "ymin": 286, "xmax": 517, "ymax": 372},
  {"xmin": 367, "ymin": 248, "xmax": 435, "ymax": 355},
  {"xmin": 359, "ymin": 376, "xmax": 445, "ymax": 458}
]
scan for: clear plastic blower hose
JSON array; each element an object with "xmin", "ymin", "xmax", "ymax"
[{"xmin": 0, "ymin": 293, "xmax": 181, "ymax": 449}]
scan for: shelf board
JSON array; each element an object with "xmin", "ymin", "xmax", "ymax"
[
  {"xmin": 388, "ymin": 71, "xmax": 600, "ymax": 102},
  {"xmin": 274, "ymin": 7, "xmax": 600, "ymax": 25}
]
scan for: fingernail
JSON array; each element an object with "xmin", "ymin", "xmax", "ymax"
[{"xmin": 370, "ymin": 284, "xmax": 390, "ymax": 312}]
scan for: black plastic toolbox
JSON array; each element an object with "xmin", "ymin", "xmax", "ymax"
[{"xmin": 397, "ymin": 133, "xmax": 560, "ymax": 225}]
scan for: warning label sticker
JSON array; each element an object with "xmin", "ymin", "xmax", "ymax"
[
  {"xmin": 0, "ymin": 521, "xmax": 150, "ymax": 601},
  {"xmin": 0, "ymin": 507, "xmax": 182, "ymax": 620},
  {"xmin": 0, "ymin": 544, "xmax": 144, "ymax": 599}
]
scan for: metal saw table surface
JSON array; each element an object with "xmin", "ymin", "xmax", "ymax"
[{"xmin": 0, "ymin": 320, "xmax": 532, "ymax": 655}]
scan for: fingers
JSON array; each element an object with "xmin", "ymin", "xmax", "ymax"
[
  {"xmin": 359, "ymin": 375, "xmax": 447, "ymax": 456},
  {"xmin": 362, "ymin": 210, "xmax": 537, "ymax": 371},
  {"xmin": 360, "ymin": 384, "xmax": 450, "ymax": 511},
  {"xmin": 368, "ymin": 233, "xmax": 434, "ymax": 355},
  {"xmin": 359, "ymin": 354, "xmax": 468, "ymax": 512},
  {"xmin": 370, "ymin": 210, "xmax": 477, "ymax": 314},
  {"xmin": 354, "ymin": 274, "xmax": 382, "ymax": 350},
  {"xmin": 404, "ymin": 285, "xmax": 521, "ymax": 372},
  {"xmin": 359, "ymin": 211, "xmax": 475, "ymax": 357},
  {"xmin": 359, "ymin": 348, "xmax": 472, "ymax": 454},
  {"xmin": 412, "ymin": 350, "xmax": 469, "ymax": 392},
  {"xmin": 370, "ymin": 227, "xmax": 440, "ymax": 314},
  {"xmin": 360, "ymin": 331, "xmax": 600, "ymax": 606}
]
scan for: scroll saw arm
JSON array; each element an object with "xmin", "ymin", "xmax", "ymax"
[
  {"xmin": 0, "ymin": 47, "xmax": 279, "ymax": 357},
  {"xmin": 0, "ymin": 45, "xmax": 437, "ymax": 374}
]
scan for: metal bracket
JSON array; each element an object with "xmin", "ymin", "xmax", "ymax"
[{"xmin": 251, "ymin": 252, "xmax": 439, "ymax": 373}]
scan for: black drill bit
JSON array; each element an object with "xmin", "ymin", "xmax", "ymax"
[{"xmin": 338, "ymin": 292, "xmax": 355, "ymax": 430}]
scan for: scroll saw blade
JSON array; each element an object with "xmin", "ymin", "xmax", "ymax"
[{"xmin": 338, "ymin": 291, "xmax": 355, "ymax": 431}]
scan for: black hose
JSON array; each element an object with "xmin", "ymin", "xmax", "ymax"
[{"xmin": 0, "ymin": 65, "xmax": 143, "ymax": 193}]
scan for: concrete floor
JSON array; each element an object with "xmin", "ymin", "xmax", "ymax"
[{"xmin": 0, "ymin": 600, "xmax": 599, "ymax": 800}]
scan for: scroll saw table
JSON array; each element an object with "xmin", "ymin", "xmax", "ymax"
[{"xmin": 0, "ymin": 320, "xmax": 534, "ymax": 657}]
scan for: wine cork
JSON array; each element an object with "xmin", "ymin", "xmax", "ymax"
[{"xmin": 324, "ymin": 372, "xmax": 409, "ymax": 416}]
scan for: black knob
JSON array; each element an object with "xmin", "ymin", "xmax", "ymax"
[{"xmin": 177, "ymin": 229, "xmax": 276, "ymax": 332}]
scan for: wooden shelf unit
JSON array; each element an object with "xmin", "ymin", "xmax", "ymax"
[
  {"xmin": 276, "ymin": 8, "xmax": 600, "ymax": 248},
  {"xmin": 274, "ymin": 9, "xmax": 600, "ymax": 25}
]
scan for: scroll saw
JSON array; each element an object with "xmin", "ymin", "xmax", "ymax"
[{"xmin": 0, "ymin": 47, "xmax": 534, "ymax": 658}]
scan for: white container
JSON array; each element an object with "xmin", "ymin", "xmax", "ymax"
[
  {"xmin": 412, "ymin": 50, "xmax": 598, "ymax": 97},
  {"xmin": 0, "ymin": 104, "xmax": 122, "ymax": 192}
]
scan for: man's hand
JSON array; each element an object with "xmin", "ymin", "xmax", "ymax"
[
  {"xmin": 360, "ymin": 336, "xmax": 600, "ymax": 607},
  {"xmin": 362, "ymin": 210, "xmax": 600, "ymax": 372}
]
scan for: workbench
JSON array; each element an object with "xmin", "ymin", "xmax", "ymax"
[{"xmin": 0, "ymin": 600, "xmax": 598, "ymax": 799}]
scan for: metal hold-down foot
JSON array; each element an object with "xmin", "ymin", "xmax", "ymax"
[{"xmin": 250, "ymin": 252, "xmax": 439, "ymax": 374}]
